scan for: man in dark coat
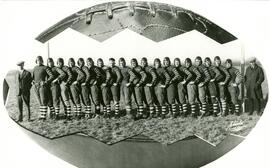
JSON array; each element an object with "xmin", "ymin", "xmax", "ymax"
[
  {"xmin": 15, "ymin": 61, "xmax": 33, "ymax": 122},
  {"xmin": 244, "ymin": 58, "xmax": 265, "ymax": 115}
]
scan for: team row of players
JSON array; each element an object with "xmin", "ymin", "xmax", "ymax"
[{"xmin": 31, "ymin": 55, "xmax": 242, "ymax": 120}]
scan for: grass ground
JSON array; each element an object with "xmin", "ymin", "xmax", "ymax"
[{"xmin": 5, "ymin": 70, "xmax": 263, "ymax": 145}]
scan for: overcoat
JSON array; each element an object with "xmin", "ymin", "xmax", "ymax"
[{"xmin": 244, "ymin": 64, "xmax": 264, "ymax": 99}]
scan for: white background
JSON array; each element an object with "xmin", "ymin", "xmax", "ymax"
[{"xmin": 0, "ymin": 0, "xmax": 270, "ymax": 167}]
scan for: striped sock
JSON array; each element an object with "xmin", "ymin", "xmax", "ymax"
[
  {"xmin": 115, "ymin": 102, "xmax": 120, "ymax": 115},
  {"xmin": 66, "ymin": 105, "xmax": 72, "ymax": 118},
  {"xmin": 155, "ymin": 105, "xmax": 160, "ymax": 116},
  {"xmin": 40, "ymin": 106, "xmax": 47, "ymax": 119},
  {"xmin": 213, "ymin": 103, "xmax": 219, "ymax": 115},
  {"xmin": 201, "ymin": 103, "xmax": 207, "ymax": 115},
  {"xmin": 182, "ymin": 103, "xmax": 188, "ymax": 115},
  {"xmin": 49, "ymin": 106, "xmax": 55, "ymax": 115},
  {"xmin": 235, "ymin": 104, "xmax": 240, "ymax": 114},
  {"xmin": 191, "ymin": 104, "xmax": 196, "ymax": 114},
  {"xmin": 171, "ymin": 104, "xmax": 177, "ymax": 115},
  {"xmin": 221, "ymin": 100, "xmax": 227, "ymax": 115},
  {"xmin": 85, "ymin": 105, "xmax": 91, "ymax": 116},
  {"xmin": 73, "ymin": 106, "xmax": 77, "ymax": 116},
  {"xmin": 103, "ymin": 106, "xmax": 107, "ymax": 114},
  {"xmin": 161, "ymin": 105, "xmax": 167, "ymax": 115},
  {"xmin": 138, "ymin": 105, "xmax": 144, "ymax": 115},
  {"xmin": 149, "ymin": 105, "xmax": 155, "ymax": 114},
  {"xmin": 126, "ymin": 105, "xmax": 131, "ymax": 114},
  {"xmin": 77, "ymin": 105, "xmax": 82, "ymax": 116},
  {"xmin": 178, "ymin": 104, "xmax": 183, "ymax": 114},
  {"xmin": 106, "ymin": 105, "xmax": 111, "ymax": 115},
  {"xmin": 55, "ymin": 106, "xmax": 60, "ymax": 116}
]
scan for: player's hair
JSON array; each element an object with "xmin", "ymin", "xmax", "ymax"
[
  {"xmin": 174, "ymin": 58, "xmax": 180, "ymax": 63},
  {"xmin": 204, "ymin": 57, "xmax": 211, "ymax": 63},
  {"xmin": 97, "ymin": 58, "xmax": 103, "ymax": 62},
  {"xmin": 185, "ymin": 58, "xmax": 192, "ymax": 64},
  {"xmin": 57, "ymin": 58, "xmax": 64, "ymax": 64},
  {"xmin": 86, "ymin": 57, "xmax": 93, "ymax": 63},
  {"xmin": 225, "ymin": 59, "xmax": 232, "ymax": 64},
  {"xmin": 77, "ymin": 58, "xmax": 85, "ymax": 66},
  {"xmin": 154, "ymin": 58, "xmax": 161, "ymax": 64},
  {"xmin": 109, "ymin": 58, "xmax": 115, "ymax": 62},
  {"xmin": 214, "ymin": 56, "xmax": 221, "ymax": 61},
  {"xmin": 119, "ymin": 57, "xmax": 125, "ymax": 62},
  {"xmin": 68, "ymin": 58, "xmax": 75, "ymax": 63},
  {"xmin": 141, "ymin": 57, "xmax": 147, "ymax": 62},
  {"xmin": 47, "ymin": 58, "xmax": 54, "ymax": 66},
  {"xmin": 47, "ymin": 58, "xmax": 54, "ymax": 63},
  {"xmin": 163, "ymin": 57, "xmax": 170, "ymax": 65},
  {"xmin": 195, "ymin": 56, "xmax": 202, "ymax": 61},
  {"xmin": 36, "ymin": 55, "xmax": 44, "ymax": 64},
  {"xmin": 131, "ymin": 58, "xmax": 138, "ymax": 66}
]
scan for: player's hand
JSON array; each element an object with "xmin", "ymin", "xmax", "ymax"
[
  {"xmin": 52, "ymin": 79, "xmax": 58, "ymax": 83},
  {"xmin": 72, "ymin": 81, "xmax": 78, "ymax": 85},
  {"xmin": 102, "ymin": 83, "xmax": 107, "ymax": 87},
  {"xmin": 189, "ymin": 81, "xmax": 195, "ymax": 85},
  {"xmin": 40, "ymin": 81, "xmax": 45, "ymax": 86},
  {"xmin": 159, "ymin": 85, "xmax": 166, "ymax": 88},
  {"xmin": 219, "ymin": 82, "xmax": 225, "ymax": 85},
  {"xmin": 181, "ymin": 80, "xmax": 186, "ymax": 85},
  {"xmin": 93, "ymin": 81, "xmax": 97, "ymax": 85},
  {"xmin": 31, "ymin": 81, "xmax": 35, "ymax": 85},
  {"xmin": 231, "ymin": 83, "xmax": 237, "ymax": 87},
  {"xmin": 113, "ymin": 83, "xmax": 118, "ymax": 86},
  {"xmin": 81, "ymin": 82, "xmax": 86, "ymax": 86},
  {"xmin": 136, "ymin": 83, "xmax": 141, "ymax": 87},
  {"xmin": 198, "ymin": 83, "xmax": 204, "ymax": 87},
  {"xmin": 146, "ymin": 83, "xmax": 152, "ymax": 87},
  {"xmin": 210, "ymin": 79, "xmax": 215, "ymax": 82},
  {"xmin": 126, "ymin": 83, "xmax": 131, "ymax": 87}
]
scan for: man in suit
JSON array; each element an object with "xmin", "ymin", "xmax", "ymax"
[
  {"xmin": 245, "ymin": 57, "xmax": 265, "ymax": 115},
  {"xmin": 15, "ymin": 61, "xmax": 32, "ymax": 122}
]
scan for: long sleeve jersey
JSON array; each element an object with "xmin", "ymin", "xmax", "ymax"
[
  {"xmin": 186, "ymin": 66, "xmax": 201, "ymax": 84},
  {"xmin": 175, "ymin": 66, "xmax": 192, "ymax": 82},
  {"xmin": 80, "ymin": 66, "xmax": 91, "ymax": 84},
  {"xmin": 32, "ymin": 65, "xmax": 54, "ymax": 83},
  {"xmin": 107, "ymin": 66, "xmax": 122, "ymax": 85},
  {"xmin": 88, "ymin": 66, "xmax": 102, "ymax": 85},
  {"xmin": 70, "ymin": 66, "xmax": 85, "ymax": 84},
  {"xmin": 155, "ymin": 67, "xmax": 171, "ymax": 86},
  {"xmin": 97, "ymin": 66, "xmax": 111, "ymax": 85},
  {"xmin": 120, "ymin": 66, "xmax": 136, "ymax": 84},
  {"xmin": 206, "ymin": 65, "xmax": 222, "ymax": 82},
  {"xmin": 142, "ymin": 66, "xmax": 157, "ymax": 85},
  {"xmin": 59, "ymin": 66, "xmax": 73, "ymax": 85},
  {"xmin": 165, "ymin": 65, "xmax": 181, "ymax": 84},
  {"xmin": 49, "ymin": 66, "xmax": 66, "ymax": 83},
  {"xmin": 131, "ymin": 66, "xmax": 147, "ymax": 86},
  {"xmin": 215, "ymin": 65, "xmax": 230, "ymax": 84},
  {"xmin": 227, "ymin": 67, "xmax": 243, "ymax": 85},
  {"xmin": 197, "ymin": 64, "xmax": 211, "ymax": 84}
]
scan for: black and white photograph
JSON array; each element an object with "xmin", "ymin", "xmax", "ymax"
[{"xmin": 1, "ymin": 0, "xmax": 270, "ymax": 168}]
